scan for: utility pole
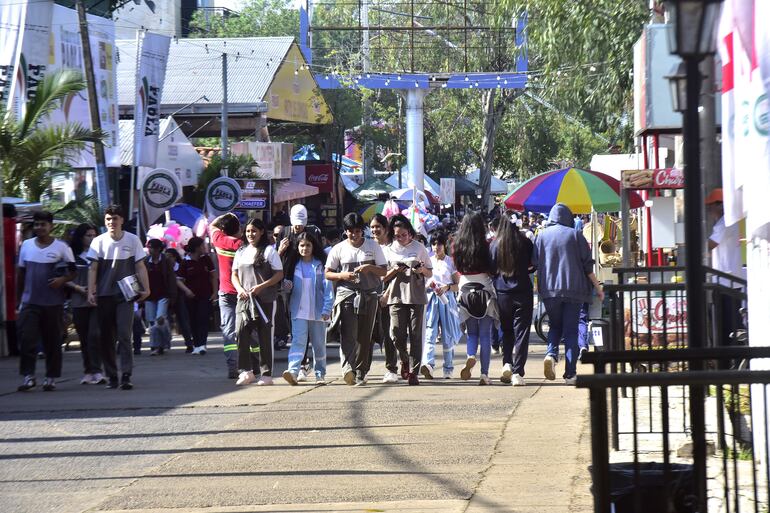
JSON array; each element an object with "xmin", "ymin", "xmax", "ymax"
[
  {"xmin": 75, "ymin": 0, "xmax": 110, "ymax": 209},
  {"xmin": 221, "ymin": 52, "xmax": 229, "ymax": 176}
]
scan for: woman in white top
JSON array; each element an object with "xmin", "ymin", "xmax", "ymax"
[{"xmin": 421, "ymin": 232, "xmax": 461, "ymax": 379}]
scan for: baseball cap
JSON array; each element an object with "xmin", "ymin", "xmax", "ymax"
[
  {"xmin": 289, "ymin": 204, "xmax": 308, "ymax": 226},
  {"xmin": 705, "ymin": 188, "xmax": 723, "ymax": 205}
]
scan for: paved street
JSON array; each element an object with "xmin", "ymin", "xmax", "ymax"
[{"xmin": 0, "ymin": 335, "xmax": 593, "ymax": 513}]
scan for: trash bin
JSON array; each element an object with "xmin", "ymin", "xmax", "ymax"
[
  {"xmin": 591, "ymin": 462, "xmax": 695, "ymax": 513},
  {"xmin": 589, "ymin": 319, "xmax": 609, "ymax": 351}
]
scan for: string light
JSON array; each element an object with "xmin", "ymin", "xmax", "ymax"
[{"xmin": 590, "ymin": 65, "xmax": 597, "ymax": 72}]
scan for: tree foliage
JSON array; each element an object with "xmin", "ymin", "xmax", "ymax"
[{"xmin": 188, "ymin": 0, "xmax": 299, "ymax": 39}]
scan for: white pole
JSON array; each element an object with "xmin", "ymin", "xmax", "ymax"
[{"xmin": 405, "ymin": 88, "xmax": 428, "ymax": 193}]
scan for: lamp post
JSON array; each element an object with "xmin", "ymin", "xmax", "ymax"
[{"xmin": 664, "ymin": 1, "xmax": 721, "ymax": 510}]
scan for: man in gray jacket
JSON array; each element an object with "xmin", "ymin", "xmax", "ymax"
[{"xmin": 533, "ymin": 204, "xmax": 603, "ymax": 384}]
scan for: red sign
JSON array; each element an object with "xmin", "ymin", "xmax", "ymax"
[
  {"xmin": 653, "ymin": 168, "xmax": 684, "ymax": 189},
  {"xmin": 305, "ymin": 164, "xmax": 333, "ymax": 193}
]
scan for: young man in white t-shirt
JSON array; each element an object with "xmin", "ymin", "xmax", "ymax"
[
  {"xmin": 87, "ymin": 205, "xmax": 150, "ymax": 390},
  {"xmin": 17, "ymin": 211, "xmax": 76, "ymax": 392},
  {"xmin": 325, "ymin": 213, "xmax": 387, "ymax": 386}
]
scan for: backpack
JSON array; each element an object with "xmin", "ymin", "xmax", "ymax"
[{"xmin": 459, "ymin": 282, "xmax": 491, "ymax": 319}]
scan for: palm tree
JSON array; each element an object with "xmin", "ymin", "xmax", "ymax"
[{"xmin": 0, "ymin": 69, "xmax": 105, "ymax": 201}]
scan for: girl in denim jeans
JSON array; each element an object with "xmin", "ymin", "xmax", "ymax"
[{"xmin": 282, "ymin": 232, "xmax": 333, "ymax": 384}]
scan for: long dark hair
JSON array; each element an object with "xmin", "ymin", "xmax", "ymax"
[
  {"xmin": 370, "ymin": 213, "xmax": 391, "ymax": 244},
  {"xmin": 452, "ymin": 211, "xmax": 490, "ymax": 274},
  {"xmin": 243, "ymin": 217, "xmax": 269, "ymax": 266},
  {"xmin": 69, "ymin": 223, "xmax": 98, "ymax": 256},
  {"xmin": 495, "ymin": 213, "xmax": 526, "ymax": 278},
  {"xmin": 285, "ymin": 231, "xmax": 326, "ymax": 277},
  {"xmin": 388, "ymin": 214, "xmax": 416, "ymax": 243}
]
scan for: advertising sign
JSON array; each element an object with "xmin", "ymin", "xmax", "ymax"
[
  {"xmin": 305, "ymin": 164, "xmax": 333, "ymax": 193},
  {"xmin": 632, "ymin": 295, "xmax": 687, "ymax": 334},
  {"xmin": 134, "ymin": 31, "xmax": 170, "ymax": 168},
  {"xmin": 139, "ymin": 168, "xmax": 181, "ymax": 227},
  {"xmin": 205, "ymin": 177, "xmax": 241, "ymax": 217},
  {"xmin": 621, "ymin": 168, "xmax": 684, "ymax": 190},
  {"xmin": 0, "ymin": 0, "xmax": 25, "ymax": 107},
  {"xmin": 440, "ymin": 178, "xmax": 456, "ymax": 204},
  {"xmin": 237, "ymin": 179, "xmax": 271, "ymax": 211}
]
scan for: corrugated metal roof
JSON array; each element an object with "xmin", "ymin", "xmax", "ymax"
[
  {"xmin": 116, "ymin": 37, "xmax": 295, "ymax": 107},
  {"xmin": 118, "ymin": 118, "xmax": 172, "ymax": 166}
]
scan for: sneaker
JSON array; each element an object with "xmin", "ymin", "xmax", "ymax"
[
  {"xmin": 579, "ymin": 347, "xmax": 588, "ymax": 361},
  {"xmin": 315, "ymin": 375, "xmax": 326, "ymax": 385},
  {"xmin": 150, "ymin": 348, "xmax": 160, "ymax": 356},
  {"xmin": 443, "ymin": 369, "xmax": 453, "ymax": 379},
  {"xmin": 227, "ymin": 369, "xmax": 239, "ymax": 380},
  {"xmin": 511, "ymin": 374, "xmax": 526, "ymax": 386},
  {"xmin": 399, "ymin": 363, "xmax": 410, "ymax": 380},
  {"xmin": 120, "ymin": 373, "xmax": 133, "ymax": 390},
  {"xmin": 199, "ymin": 346, "xmax": 207, "ymax": 355},
  {"xmin": 90, "ymin": 373, "xmax": 107, "ymax": 385},
  {"xmin": 420, "ymin": 364, "xmax": 434, "ymax": 380},
  {"xmin": 460, "ymin": 355, "xmax": 477, "ymax": 380},
  {"xmin": 354, "ymin": 377, "xmax": 366, "ymax": 387},
  {"xmin": 407, "ymin": 373, "xmax": 420, "ymax": 386},
  {"xmin": 564, "ymin": 376, "xmax": 577, "ymax": 386},
  {"xmin": 479, "ymin": 374, "xmax": 491, "ymax": 386},
  {"xmin": 256, "ymin": 375, "xmax": 274, "ymax": 386},
  {"xmin": 37, "ymin": 351, "xmax": 45, "ymax": 360},
  {"xmin": 382, "ymin": 371, "xmax": 399, "ymax": 384},
  {"xmin": 191, "ymin": 346, "xmax": 202, "ymax": 355},
  {"xmin": 500, "ymin": 363, "xmax": 513, "ymax": 384},
  {"xmin": 42, "ymin": 378, "xmax": 56, "ymax": 391},
  {"xmin": 343, "ymin": 369, "xmax": 356, "ymax": 386},
  {"xmin": 282, "ymin": 370, "xmax": 298, "ymax": 386},
  {"xmin": 80, "ymin": 373, "xmax": 94, "ymax": 385},
  {"xmin": 297, "ymin": 367, "xmax": 308, "ymax": 382},
  {"xmin": 106, "ymin": 376, "xmax": 119, "ymax": 389},
  {"xmin": 544, "ymin": 355, "xmax": 556, "ymax": 381},
  {"xmin": 492, "ymin": 347, "xmax": 501, "ymax": 355},
  {"xmin": 17, "ymin": 375, "xmax": 36, "ymax": 392},
  {"xmin": 236, "ymin": 370, "xmax": 256, "ymax": 386}
]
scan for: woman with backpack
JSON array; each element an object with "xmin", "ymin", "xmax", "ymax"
[
  {"xmin": 453, "ymin": 212, "xmax": 499, "ymax": 385},
  {"xmin": 281, "ymin": 232, "xmax": 332, "ymax": 385},
  {"xmin": 491, "ymin": 213, "xmax": 534, "ymax": 386},
  {"xmin": 232, "ymin": 218, "xmax": 284, "ymax": 386}
]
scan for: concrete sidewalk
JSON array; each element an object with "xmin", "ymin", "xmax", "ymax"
[{"xmin": 0, "ymin": 333, "xmax": 594, "ymax": 513}]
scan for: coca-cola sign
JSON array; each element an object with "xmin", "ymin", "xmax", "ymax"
[{"xmin": 305, "ymin": 164, "xmax": 333, "ymax": 193}]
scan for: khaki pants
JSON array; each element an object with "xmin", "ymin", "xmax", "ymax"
[
  {"xmin": 337, "ymin": 293, "xmax": 378, "ymax": 379},
  {"xmin": 389, "ymin": 303, "xmax": 425, "ymax": 375}
]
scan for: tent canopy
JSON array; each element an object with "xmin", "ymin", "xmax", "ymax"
[{"xmin": 466, "ymin": 169, "xmax": 509, "ymax": 194}]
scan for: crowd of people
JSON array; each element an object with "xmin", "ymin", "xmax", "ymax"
[{"xmin": 10, "ymin": 201, "xmax": 604, "ymax": 392}]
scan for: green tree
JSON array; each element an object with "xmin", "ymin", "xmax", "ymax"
[
  {"xmin": 0, "ymin": 69, "xmax": 105, "ymax": 201},
  {"xmin": 189, "ymin": 0, "xmax": 299, "ymax": 38}
]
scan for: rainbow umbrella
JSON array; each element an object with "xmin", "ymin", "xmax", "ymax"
[{"xmin": 503, "ymin": 167, "xmax": 644, "ymax": 214}]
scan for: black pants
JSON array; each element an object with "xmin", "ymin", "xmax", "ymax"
[
  {"xmin": 187, "ymin": 296, "xmax": 212, "ymax": 348},
  {"xmin": 18, "ymin": 304, "xmax": 63, "ymax": 378},
  {"xmin": 273, "ymin": 293, "xmax": 290, "ymax": 343},
  {"xmin": 172, "ymin": 299, "xmax": 193, "ymax": 348},
  {"xmin": 97, "ymin": 295, "xmax": 134, "ymax": 379},
  {"xmin": 389, "ymin": 304, "xmax": 426, "ymax": 375},
  {"xmin": 497, "ymin": 291, "xmax": 534, "ymax": 376},
  {"xmin": 236, "ymin": 298, "xmax": 274, "ymax": 376},
  {"xmin": 73, "ymin": 307, "xmax": 102, "ymax": 374}
]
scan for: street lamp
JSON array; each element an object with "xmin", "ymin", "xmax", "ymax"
[
  {"xmin": 664, "ymin": 0, "xmax": 721, "ymax": 58},
  {"xmin": 664, "ymin": 61, "xmax": 687, "ymax": 113}
]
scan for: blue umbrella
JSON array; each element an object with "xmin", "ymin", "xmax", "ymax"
[{"xmin": 169, "ymin": 203, "xmax": 204, "ymax": 228}]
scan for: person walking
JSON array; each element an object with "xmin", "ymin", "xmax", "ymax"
[
  {"xmin": 491, "ymin": 213, "xmax": 534, "ymax": 386},
  {"xmin": 369, "ymin": 214, "xmax": 400, "ymax": 384},
  {"xmin": 144, "ymin": 238, "xmax": 177, "ymax": 356},
  {"xmin": 179, "ymin": 237, "xmax": 217, "ymax": 355},
  {"xmin": 281, "ymin": 232, "xmax": 332, "ymax": 385},
  {"xmin": 382, "ymin": 215, "xmax": 433, "ymax": 386},
  {"xmin": 164, "ymin": 248, "xmax": 194, "ymax": 352},
  {"xmin": 325, "ymin": 213, "xmax": 387, "ymax": 386},
  {"xmin": 232, "ymin": 218, "xmax": 284, "ymax": 386},
  {"xmin": 533, "ymin": 203, "xmax": 604, "ymax": 385},
  {"xmin": 209, "ymin": 213, "xmax": 243, "ymax": 379},
  {"xmin": 453, "ymin": 212, "xmax": 499, "ymax": 385},
  {"xmin": 421, "ymin": 231, "xmax": 461, "ymax": 380},
  {"xmin": 16, "ymin": 211, "xmax": 76, "ymax": 391},
  {"xmin": 67, "ymin": 223, "xmax": 105, "ymax": 385},
  {"xmin": 87, "ymin": 205, "xmax": 150, "ymax": 390}
]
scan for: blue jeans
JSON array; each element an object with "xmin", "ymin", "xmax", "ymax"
[
  {"xmin": 424, "ymin": 293, "xmax": 461, "ymax": 372},
  {"xmin": 219, "ymin": 292, "xmax": 238, "ymax": 372},
  {"xmin": 288, "ymin": 318, "xmax": 327, "ymax": 378},
  {"xmin": 466, "ymin": 316, "xmax": 493, "ymax": 375},
  {"xmin": 578, "ymin": 302, "xmax": 589, "ymax": 351},
  {"xmin": 543, "ymin": 298, "xmax": 582, "ymax": 379},
  {"xmin": 144, "ymin": 298, "xmax": 169, "ymax": 325}
]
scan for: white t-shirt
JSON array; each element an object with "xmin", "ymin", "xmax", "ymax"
[
  {"xmin": 386, "ymin": 239, "xmax": 432, "ymax": 305},
  {"xmin": 295, "ymin": 261, "xmax": 316, "ymax": 320},
  {"xmin": 87, "ymin": 231, "xmax": 146, "ymax": 297},
  {"xmin": 232, "ymin": 245, "xmax": 282, "ymax": 291},
  {"xmin": 18, "ymin": 238, "xmax": 75, "ymax": 306},
  {"xmin": 709, "ymin": 217, "xmax": 744, "ymax": 284},
  {"xmin": 429, "ymin": 255, "xmax": 456, "ymax": 288},
  {"xmin": 326, "ymin": 238, "xmax": 386, "ymax": 292}
]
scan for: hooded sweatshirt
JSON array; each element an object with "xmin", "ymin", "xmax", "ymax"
[{"xmin": 532, "ymin": 203, "xmax": 594, "ymax": 304}]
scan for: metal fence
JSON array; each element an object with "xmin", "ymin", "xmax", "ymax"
[{"xmin": 578, "ymin": 347, "xmax": 770, "ymax": 513}]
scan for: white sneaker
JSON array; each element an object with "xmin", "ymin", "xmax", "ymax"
[
  {"xmin": 199, "ymin": 346, "xmax": 207, "ymax": 355},
  {"xmin": 236, "ymin": 370, "xmax": 255, "ymax": 386},
  {"xmin": 544, "ymin": 355, "xmax": 556, "ymax": 381},
  {"xmin": 382, "ymin": 371, "xmax": 399, "ymax": 384},
  {"xmin": 316, "ymin": 375, "xmax": 326, "ymax": 385},
  {"xmin": 90, "ymin": 372, "xmax": 106, "ymax": 385},
  {"xmin": 282, "ymin": 370, "xmax": 298, "ymax": 385},
  {"xmin": 191, "ymin": 346, "xmax": 202, "ymax": 355},
  {"xmin": 443, "ymin": 369, "xmax": 453, "ymax": 379},
  {"xmin": 420, "ymin": 363, "xmax": 434, "ymax": 379},
  {"xmin": 80, "ymin": 373, "xmax": 93, "ymax": 385},
  {"xmin": 511, "ymin": 374, "xmax": 526, "ymax": 386},
  {"xmin": 500, "ymin": 363, "xmax": 513, "ymax": 384},
  {"xmin": 297, "ymin": 368, "xmax": 308, "ymax": 382},
  {"xmin": 479, "ymin": 374, "xmax": 491, "ymax": 386},
  {"xmin": 256, "ymin": 375, "xmax": 274, "ymax": 386},
  {"xmin": 564, "ymin": 376, "xmax": 577, "ymax": 386},
  {"xmin": 460, "ymin": 355, "xmax": 477, "ymax": 380}
]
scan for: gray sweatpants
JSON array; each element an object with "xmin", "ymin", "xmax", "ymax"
[
  {"xmin": 389, "ymin": 304, "xmax": 426, "ymax": 375},
  {"xmin": 336, "ymin": 293, "xmax": 378, "ymax": 378}
]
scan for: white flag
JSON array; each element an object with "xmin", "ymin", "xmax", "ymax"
[
  {"xmin": 134, "ymin": 31, "xmax": 170, "ymax": 168},
  {"xmin": 205, "ymin": 177, "xmax": 242, "ymax": 217},
  {"xmin": 0, "ymin": 0, "xmax": 25, "ymax": 110},
  {"xmin": 139, "ymin": 168, "xmax": 182, "ymax": 229}
]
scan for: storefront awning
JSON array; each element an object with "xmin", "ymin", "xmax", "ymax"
[{"xmin": 274, "ymin": 181, "xmax": 319, "ymax": 203}]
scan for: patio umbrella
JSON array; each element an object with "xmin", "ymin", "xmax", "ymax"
[
  {"xmin": 360, "ymin": 202, "xmax": 386, "ymax": 222},
  {"xmin": 169, "ymin": 203, "xmax": 204, "ymax": 228},
  {"xmin": 503, "ymin": 167, "xmax": 644, "ymax": 214},
  {"xmin": 353, "ymin": 177, "xmax": 395, "ymax": 201},
  {"xmin": 389, "ymin": 188, "xmax": 430, "ymax": 205}
]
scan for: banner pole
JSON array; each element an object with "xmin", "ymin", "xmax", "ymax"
[{"xmin": 129, "ymin": 29, "xmax": 142, "ymax": 231}]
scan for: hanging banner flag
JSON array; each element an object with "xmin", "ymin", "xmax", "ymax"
[
  {"xmin": 0, "ymin": 0, "xmax": 26, "ymax": 109},
  {"xmin": 206, "ymin": 177, "xmax": 242, "ymax": 217},
  {"xmin": 139, "ymin": 168, "xmax": 181, "ymax": 229},
  {"xmin": 718, "ymin": 1, "xmax": 741, "ymax": 226},
  {"xmin": 134, "ymin": 31, "xmax": 170, "ymax": 168},
  {"xmin": 440, "ymin": 178, "xmax": 455, "ymax": 204}
]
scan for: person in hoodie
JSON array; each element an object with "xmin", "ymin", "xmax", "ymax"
[{"xmin": 533, "ymin": 204, "xmax": 604, "ymax": 385}]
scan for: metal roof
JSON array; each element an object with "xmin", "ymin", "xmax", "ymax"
[
  {"xmin": 116, "ymin": 37, "xmax": 295, "ymax": 107},
  {"xmin": 118, "ymin": 118, "xmax": 172, "ymax": 166}
]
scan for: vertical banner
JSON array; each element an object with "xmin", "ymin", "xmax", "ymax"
[
  {"xmin": 139, "ymin": 168, "xmax": 182, "ymax": 230},
  {"xmin": 205, "ymin": 177, "xmax": 242, "ymax": 217},
  {"xmin": 0, "ymin": 0, "xmax": 26, "ymax": 109},
  {"xmin": 134, "ymin": 31, "xmax": 170, "ymax": 168},
  {"xmin": 440, "ymin": 178, "xmax": 455, "ymax": 205}
]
